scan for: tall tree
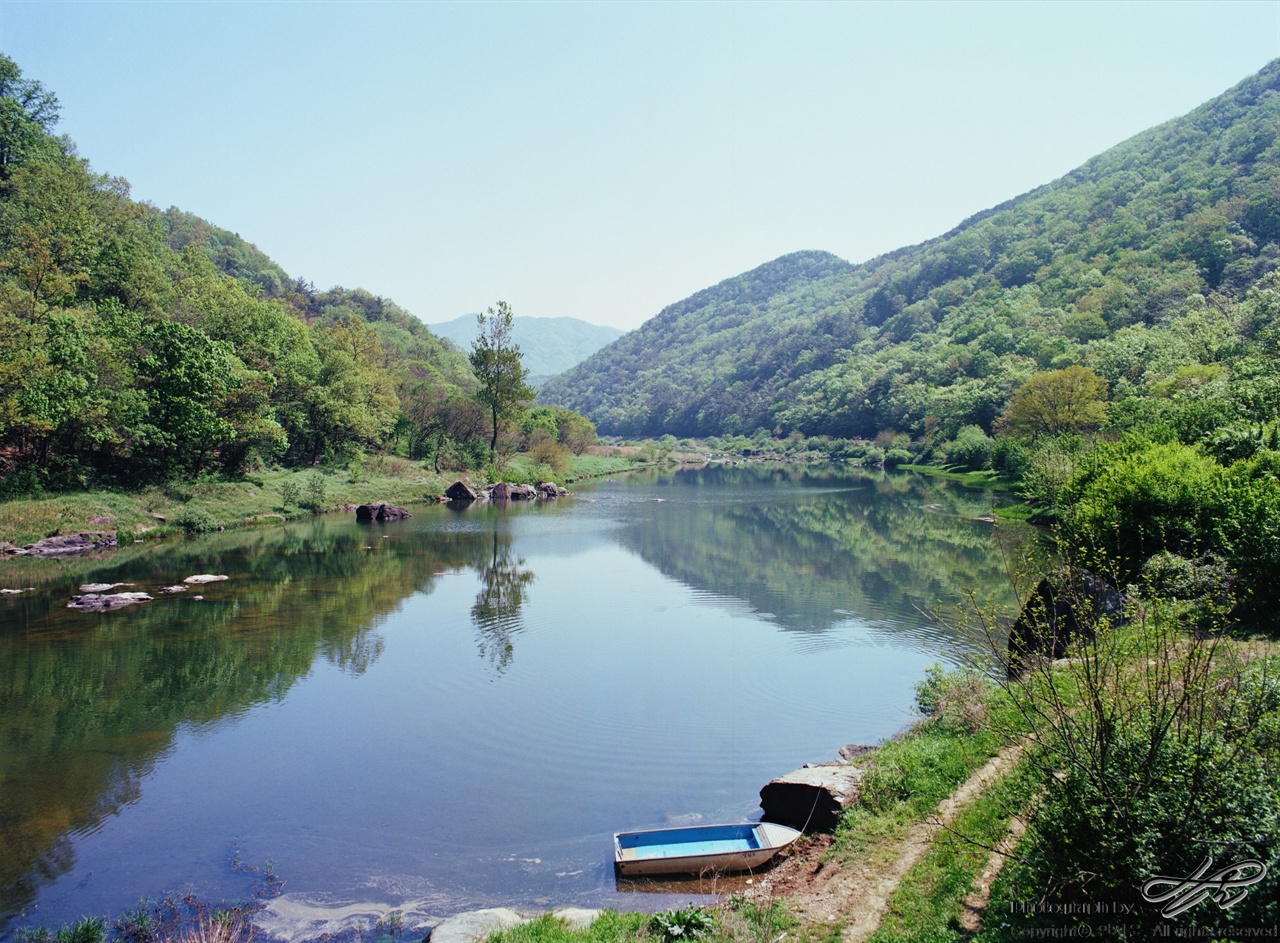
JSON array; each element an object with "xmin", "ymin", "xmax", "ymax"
[{"xmin": 469, "ymin": 301, "xmax": 534, "ymax": 465}]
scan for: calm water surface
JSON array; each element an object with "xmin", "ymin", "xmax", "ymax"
[{"xmin": 0, "ymin": 466, "xmax": 1023, "ymax": 934}]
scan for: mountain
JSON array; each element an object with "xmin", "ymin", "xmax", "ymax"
[
  {"xmin": 429, "ymin": 315, "xmax": 625, "ymax": 383},
  {"xmin": 540, "ymin": 60, "xmax": 1280, "ymax": 441}
]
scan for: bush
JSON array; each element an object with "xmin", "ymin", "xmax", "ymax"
[
  {"xmin": 302, "ymin": 472, "xmax": 327, "ymax": 511},
  {"xmin": 945, "ymin": 424, "xmax": 994, "ymax": 470},
  {"xmin": 1067, "ymin": 439, "xmax": 1225, "ymax": 579},
  {"xmin": 279, "ymin": 479, "xmax": 302, "ymax": 509},
  {"xmin": 884, "ymin": 447, "xmax": 913, "ymax": 467},
  {"xmin": 175, "ymin": 507, "xmax": 217, "ymax": 535}
]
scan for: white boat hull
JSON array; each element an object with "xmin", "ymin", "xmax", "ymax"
[{"xmin": 614, "ymin": 822, "xmax": 802, "ymax": 876}]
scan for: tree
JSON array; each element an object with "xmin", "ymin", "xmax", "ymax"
[
  {"xmin": 469, "ymin": 301, "xmax": 534, "ymax": 466},
  {"xmin": 1001, "ymin": 365, "xmax": 1110, "ymax": 440}
]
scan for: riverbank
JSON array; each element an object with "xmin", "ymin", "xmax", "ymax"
[{"xmin": 0, "ymin": 451, "xmax": 653, "ymax": 550}]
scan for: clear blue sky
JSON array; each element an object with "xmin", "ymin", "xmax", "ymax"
[{"xmin": 2, "ymin": 1, "xmax": 1278, "ymax": 330}]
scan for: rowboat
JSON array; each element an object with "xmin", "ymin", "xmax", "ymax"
[{"xmin": 613, "ymin": 822, "xmax": 802, "ymax": 876}]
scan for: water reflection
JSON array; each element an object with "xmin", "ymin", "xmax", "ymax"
[
  {"xmin": 0, "ymin": 520, "xmax": 489, "ymax": 924},
  {"xmin": 470, "ymin": 530, "xmax": 536, "ymax": 673},
  {"xmin": 0, "ymin": 468, "xmax": 1031, "ymax": 933},
  {"xmin": 615, "ymin": 464, "xmax": 1024, "ymax": 641}
]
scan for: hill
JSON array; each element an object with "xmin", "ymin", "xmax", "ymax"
[
  {"xmin": 540, "ymin": 60, "xmax": 1280, "ymax": 441},
  {"xmin": 429, "ymin": 314, "xmax": 624, "ymax": 384},
  {"xmin": 0, "ymin": 52, "xmax": 480, "ymax": 487}
]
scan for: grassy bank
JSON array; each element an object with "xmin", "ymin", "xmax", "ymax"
[{"xmin": 0, "ymin": 452, "xmax": 656, "ymax": 549}]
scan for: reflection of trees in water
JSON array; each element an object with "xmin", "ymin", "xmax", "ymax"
[
  {"xmin": 619, "ymin": 466, "xmax": 1029, "ymax": 643},
  {"xmin": 0, "ymin": 519, "xmax": 488, "ymax": 928},
  {"xmin": 470, "ymin": 530, "xmax": 535, "ymax": 673}
]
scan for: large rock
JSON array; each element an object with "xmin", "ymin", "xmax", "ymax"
[
  {"xmin": 428, "ymin": 909, "xmax": 527, "ymax": 943},
  {"xmin": 759, "ymin": 764, "xmax": 863, "ymax": 832},
  {"xmin": 537, "ymin": 482, "xmax": 566, "ymax": 499},
  {"xmin": 509, "ymin": 484, "xmax": 537, "ymax": 500},
  {"xmin": 1007, "ymin": 570, "xmax": 1132, "ymax": 675},
  {"xmin": 355, "ymin": 502, "xmax": 412, "ymax": 522},
  {"xmin": 489, "ymin": 482, "xmax": 512, "ymax": 500},
  {"xmin": 67, "ymin": 592, "xmax": 153, "ymax": 612},
  {"xmin": 6, "ymin": 531, "xmax": 117, "ymax": 557},
  {"xmin": 445, "ymin": 480, "xmax": 480, "ymax": 502}
]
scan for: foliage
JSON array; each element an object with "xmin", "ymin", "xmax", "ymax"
[
  {"xmin": 174, "ymin": 505, "xmax": 218, "ymax": 535},
  {"xmin": 302, "ymin": 471, "xmax": 327, "ymax": 511},
  {"xmin": 999, "ymin": 366, "xmax": 1109, "ymax": 441},
  {"xmin": 470, "ymin": 301, "xmax": 535, "ymax": 466},
  {"xmin": 943, "ymin": 424, "xmax": 993, "ymax": 470},
  {"xmin": 650, "ymin": 907, "xmax": 716, "ymax": 943},
  {"xmin": 542, "ymin": 60, "xmax": 1280, "ymax": 450}
]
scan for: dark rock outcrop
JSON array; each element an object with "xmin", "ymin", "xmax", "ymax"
[
  {"xmin": 1007, "ymin": 570, "xmax": 1132, "ymax": 675},
  {"xmin": 445, "ymin": 481, "xmax": 480, "ymax": 502},
  {"xmin": 489, "ymin": 482, "xmax": 512, "ymax": 501},
  {"xmin": 355, "ymin": 502, "xmax": 412, "ymax": 522},
  {"xmin": 5, "ymin": 532, "xmax": 117, "ymax": 557},
  {"xmin": 537, "ymin": 482, "xmax": 568, "ymax": 499},
  {"xmin": 759, "ymin": 765, "xmax": 863, "ymax": 832}
]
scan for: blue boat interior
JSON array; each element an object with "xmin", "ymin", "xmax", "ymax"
[{"xmin": 618, "ymin": 825, "xmax": 761, "ymax": 859}]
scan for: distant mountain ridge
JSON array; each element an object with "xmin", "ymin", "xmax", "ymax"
[
  {"xmin": 540, "ymin": 60, "xmax": 1280, "ymax": 440},
  {"xmin": 429, "ymin": 315, "xmax": 625, "ymax": 382}
]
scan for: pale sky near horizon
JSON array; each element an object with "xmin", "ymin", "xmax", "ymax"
[{"xmin": 2, "ymin": 2, "xmax": 1279, "ymax": 331}]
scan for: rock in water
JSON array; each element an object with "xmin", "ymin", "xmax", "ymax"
[
  {"xmin": 428, "ymin": 909, "xmax": 527, "ymax": 943},
  {"xmin": 445, "ymin": 480, "xmax": 480, "ymax": 502},
  {"xmin": 355, "ymin": 502, "xmax": 412, "ymax": 522},
  {"xmin": 6, "ymin": 532, "xmax": 117, "ymax": 557},
  {"xmin": 184, "ymin": 574, "xmax": 229, "ymax": 584},
  {"xmin": 759, "ymin": 765, "xmax": 863, "ymax": 832},
  {"xmin": 67, "ymin": 592, "xmax": 153, "ymax": 612}
]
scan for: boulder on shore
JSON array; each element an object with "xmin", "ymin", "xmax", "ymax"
[
  {"xmin": 355, "ymin": 502, "xmax": 412, "ymax": 522},
  {"xmin": 489, "ymin": 482, "xmax": 511, "ymax": 501},
  {"xmin": 1007, "ymin": 570, "xmax": 1132, "ymax": 676},
  {"xmin": 537, "ymin": 482, "xmax": 568, "ymax": 499},
  {"xmin": 6, "ymin": 532, "xmax": 117, "ymax": 558},
  {"xmin": 445, "ymin": 480, "xmax": 480, "ymax": 502},
  {"xmin": 759, "ymin": 764, "xmax": 863, "ymax": 832}
]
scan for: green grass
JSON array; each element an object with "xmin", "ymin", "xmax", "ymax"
[
  {"xmin": 0, "ymin": 461, "xmax": 452, "ymax": 548},
  {"xmin": 895, "ymin": 465, "xmax": 1016, "ymax": 492},
  {"xmin": 867, "ymin": 763, "xmax": 1028, "ymax": 943}
]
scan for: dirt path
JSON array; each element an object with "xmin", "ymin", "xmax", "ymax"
[{"xmin": 744, "ymin": 744, "xmax": 1023, "ymax": 942}]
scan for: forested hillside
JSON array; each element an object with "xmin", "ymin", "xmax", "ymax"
[
  {"xmin": 429, "ymin": 314, "xmax": 624, "ymax": 384},
  {"xmin": 0, "ymin": 54, "xmax": 494, "ymax": 493},
  {"xmin": 541, "ymin": 60, "xmax": 1280, "ymax": 442}
]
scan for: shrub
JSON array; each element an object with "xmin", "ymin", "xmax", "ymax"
[
  {"xmin": 303, "ymin": 472, "xmax": 327, "ymax": 511},
  {"xmin": 884, "ymin": 447, "xmax": 913, "ymax": 467},
  {"xmin": 280, "ymin": 479, "xmax": 301, "ymax": 509},
  {"xmin": 175, "ymin": 507, "xmax": 217, "ymax": 535},
  {"xmin": 945, "ymin": 424, "xmax": 994, "ymax": 470}
]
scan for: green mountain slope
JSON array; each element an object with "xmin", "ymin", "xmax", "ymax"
[
  {"xmin": 429, "ymin": 314, "xmax": 624, "ymax": 381},
  {"xmin": 540, "ymin": 60, "xmax": 1280, "ymax": 440}
]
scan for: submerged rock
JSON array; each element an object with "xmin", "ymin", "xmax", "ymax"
[
  {"xmin": 355, "ymin": 502, "xmax": 412, "ymax": 522},
  {"xmin": 79, "ymin": 582, "xmax": 130, "ymax": 593},
  {"xmin": 429, "ymin": 909, "xmax": 527, "ymax": 943},
  {"xmin": 158, "ymin": 585, "xmax": 189, "ymax": 594},
  {"xmin": 67, "ymin": 592, "xmax": 154, "ymax": 612},
  {"xmin": 6, "ymin": 531, "xmax": 117, "ymax": 557}
]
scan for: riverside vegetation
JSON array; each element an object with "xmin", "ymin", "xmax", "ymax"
[{"xmin": 4, "ymin": 49, "xmax": 1280, "ymax": 943}]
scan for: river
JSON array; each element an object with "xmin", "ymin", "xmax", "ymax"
[{"xmin": 0, "ymin": 464, "xmax": 1025, "ymax": 936}]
